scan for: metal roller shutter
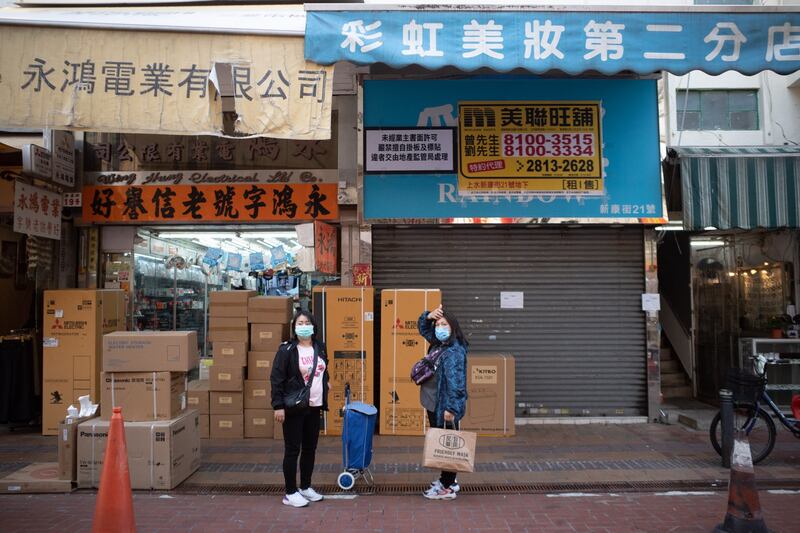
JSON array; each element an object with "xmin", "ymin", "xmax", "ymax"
[{"xmin": 372, "ymin": 226, "xmax": 647, "ymax": 417}]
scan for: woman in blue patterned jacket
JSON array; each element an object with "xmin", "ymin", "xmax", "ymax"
[{"xmin": 417, "ymin": 304, "xmax": 468, "ymax": 500}]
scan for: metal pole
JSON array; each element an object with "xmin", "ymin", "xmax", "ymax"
[
  {"xmin": 173, "ymin": 267, "xmax": 178, "ymax": 331},
  {"xmin": 720, "ymin": 388, "xmax": 734, "ymax": 468}
]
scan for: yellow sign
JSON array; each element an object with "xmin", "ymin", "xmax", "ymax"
[
  {"xmin": 0, "ymin": 25, "xmax": 332, "ymax": 139},
  {"xmin": 458, "ymin": 101, "xmax": 603, "ymax": 194}
]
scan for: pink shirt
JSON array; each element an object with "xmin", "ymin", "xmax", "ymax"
[{"xmin": 298, "ymin": 345, "xmax": 326, "ymax": 407}]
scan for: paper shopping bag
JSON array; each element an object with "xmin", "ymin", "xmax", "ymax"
[{"xmin": 422, "ymin": 427, "xmax": 477, "ymax": 473}]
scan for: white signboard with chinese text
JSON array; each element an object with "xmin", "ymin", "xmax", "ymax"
[
  {"xmin": 22, "ymin": 145, "xmax": 52, "ymax": 180},
  {"xmin": 63, "ymin": 192, "xmax": 82, "ymax": 208},
  {"xmin": 14, "ymin": 182, "xmax": 62, "ymax": 240},
  {"xmin": 50, "ymin": 130, "xmax": 76, "ymax": 188},
  {"xmin": 365, "ymin": 128, "xmax": 456, "ymax": 173}
]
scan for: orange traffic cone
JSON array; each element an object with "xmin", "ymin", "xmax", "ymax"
[
  {"xmin": 713, "ymin": 430, "xmax": 772, "ymax": 533},
  {"xmin": 92, "ymin": 407, "xmax": 136, "ymax": 533}
]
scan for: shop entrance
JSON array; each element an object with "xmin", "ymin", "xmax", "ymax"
[{"xmin": 102, "ymin": 226, "xmax": 338, "ymax": 357}]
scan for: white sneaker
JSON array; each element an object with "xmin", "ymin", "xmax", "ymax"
[
  {"xmin": 423, "ymin": 485, "xmax": 456, "ymax": 500},
  {"xmin": 298, "ymin": 487, "xmax": 324, "ymax": 502},
  {"xmin": 430, "ymin": 479, "xmax": 460, "ymax": 493},
  {"xmin": 283, "ymin": 492, "xmax": 309, "ymax": 507}
]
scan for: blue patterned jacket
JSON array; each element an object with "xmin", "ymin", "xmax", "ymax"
[{"xmin": 417, "ymin": 311, "xmax": 468, "ymax": 427}]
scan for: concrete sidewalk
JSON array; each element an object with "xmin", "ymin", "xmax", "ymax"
[{"xmin": 1, "ymin": 420, "xmax": 797, "ymax": 492}]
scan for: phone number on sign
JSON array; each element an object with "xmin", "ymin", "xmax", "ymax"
[
  {"xmin": 503, "ymin": 133, "xmax": 595, "ymax": 157},
  {"xmin": 518, "ymin": 158, "xmax": 596, "ymax": 173}
]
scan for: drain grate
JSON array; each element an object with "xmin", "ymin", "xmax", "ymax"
[{"xmin": 174, "ymin": 479, "xmax": 800, "ymax": 496}]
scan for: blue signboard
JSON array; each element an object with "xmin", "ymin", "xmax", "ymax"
[
  {"xmin": 306, "ymin": 10, "xmax": 800, "ymax": 75},
  {"xmin": 363, "ymin": 78, "xmax": 663, "ymax": 222}
]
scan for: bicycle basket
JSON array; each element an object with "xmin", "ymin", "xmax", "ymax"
[{"xmin": 725, "ymin": 368, "xmax": 766, "ymax": 405}]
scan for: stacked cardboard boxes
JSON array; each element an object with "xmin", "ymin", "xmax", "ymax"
[
  {"xmin": 246, "ymin": 296, "xmax": 292, "ymax": 438},
  {"xmin": 380, "ymin": 289, "xmax": 441, "ymax": 436},
  {"xmin": 187, "ymin": 380, "xmax": 210, "ymax": 438},
  {"xmin": 312, "ymin": 287, "xmax": 374, "ymax": 435},
  {"xmin": 208, "ymin": 290, "xmax": 254, "ymax": 439},
  {"xmin": 42, "ymin": 289, "xmax": 127, "ymax": 435},
  {"xmin": 76, "ymin": 330, "xmax": 201, "ymax": 489}
]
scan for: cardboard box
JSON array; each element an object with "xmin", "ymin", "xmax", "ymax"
[
  {"xmin": 244, "ymin": 380, "xmax": 270, "ymax": 410},
  {"xmin": 212, "ymin": 341, "xmax": 247, "ymax": 367},
  {"xmin": 248, "ymin": 296, "xmax": 293, "ymax": 324},
  {"xmin": 312, "ymin": 287, "xmax": 374, "ymax": 435},
  {"xmin": 209, "ymin": 391, "xmax": 243, "ymax": 414},
  {"xmin": 187, "ymin": 380, "xmax": 210, "ymax": 414},
  {"xmin": 1, "ymin": 463, "xmax": 72, "ymax": 494},
  {"xmin": 244, "ymin": 408, "xmax": 274, "ymax": 438},
  {"xmin": 209, "ymin": 290, "xmax": 257, "ymax": 318},
  {"xmin": 209, "ymin": 317, "xmax": 249, "ymax": 343},
  {"xmin": 101, "ymin": 372, "xmax": 186, "ymax": 421},
  {"xmin": 210, "ymin": 414, "xmax": 244, "ymax": 439},
  {"xmin": 462, "ymin": 353, "xmax": 516, "ymax": 436},
  {"xmin": 274, "ymin": 419, "xmax": 283, "ymax": 440},
  {"xmin": 103, "ymin": 331, "xmax": 198, "ymax": 373},
  {"xmin": 43, "ymin": 289, "xmax": 127, "ymax": 436},
  {"xmin": 247, "ymin": 351, "xmax": 273, "ymax": 381},
  {"xmin": 199, "ymin": 414, "xmax": 210, "ymax": 439},
  {"xmin": 250, "ymin": 323, "xmax": 289, "ymax": 351},
  {"xmin": 209, "ymin": 365, "xmax": 245, "ymax": 391},
  {"xmin": 379, "ymin": 289, "xmax": 441, "ymax": 436},
  {"xmin": 77, "ymin": 410, "xmax": 201, "ymax": 490},
  {"xmin": 58, "ymin": 415, "xmax": 97, "ymax": 481}
]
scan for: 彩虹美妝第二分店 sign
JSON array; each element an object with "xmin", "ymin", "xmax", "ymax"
[
  {"xmin": 1, "ymin": 26, "xmax": 333, "ymax": 139},
  {"xmin": 305, "ymin": 10, "xmax": 800, "ymax": 75},
  {"xmin": 458, "ymin": 101, "xmax": 602, "ymax": 195},
  {"xmin": 82, "ymin": 183, "xmax": 338, "ymax": 223}
]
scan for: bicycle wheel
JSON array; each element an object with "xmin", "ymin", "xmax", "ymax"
[{"xmin": 709, "ymin": 406, "xmax": 776, "ymax": 464}]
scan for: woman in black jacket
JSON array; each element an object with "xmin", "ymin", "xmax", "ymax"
[{"xmin": 270, "ymin": 310, "xmax": 330, "ymax": 507}]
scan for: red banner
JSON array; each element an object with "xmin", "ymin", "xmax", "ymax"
[
  {"xmin": 314, "ymin": 220, "xmax": 337, "ymax": 274},
  {"xmin": 82, "ymin": 183, "xmax": 338, "ymax": 223}
]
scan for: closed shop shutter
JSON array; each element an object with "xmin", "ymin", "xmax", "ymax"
[{"xmin": 372, "ymin": 226, "xmax": 647, "ymax": 416}]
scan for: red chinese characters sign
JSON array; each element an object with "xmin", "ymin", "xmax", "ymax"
[
  {"xmin": 82, "ymin": 183, "xmax": 338, "ymax": 223},
  {"xmin": 314, "ymin": 220, "xmax": 337, "ymax": 274}
]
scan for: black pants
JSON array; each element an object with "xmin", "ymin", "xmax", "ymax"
[
  {"xmin": 282, "ymin": 407, "xmax": 322, "ymax": 494},
  {"xmin": 427, "ymin": 410, "xmax": 457, "ymax": 489}
]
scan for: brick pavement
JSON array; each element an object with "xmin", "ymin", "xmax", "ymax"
[
  {"xmin": 1, "ymin": 422, "xmax": 798, "ymax": 488},
  {"xmin": 1, "ymin": 491, "xmax": 798, "ymax": 532}
]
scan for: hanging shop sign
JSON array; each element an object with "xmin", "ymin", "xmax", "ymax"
[
  {"xmin": 362, "ymin": 78, "xmax": 663, "ymax": 223},
  {"xmin": 83, "ymin": 123, "xmax": 338, "ymax": 172},
  {"xmin": 0, "ymin": 25, "xmax": 333, "ymax": 139},
  {"xmin": 50, "ymin": 130, "xmax": 76, "ymax": 188},
  {"xmin": 352, "ymin": 263, "xmax": 372, "ymax": 287},
  {"xmin": 314, "ymin": 220, "xmax": 337, "ymax": 275},
  {"xmin": 82, "ymin": 183, "xmax": 338, "ymax": 223},
  {"xmin": 22, "ymin": 145, "xmax": 52, "ymax": 181},
  {"xmin": 364, "ymin": 128, "xmax": 456, "ymax": 173},
  {"xmin": 84, "ymin": 169, "xmax": 339, "ymax": 187},
  {"xmin": 14, "ymin": 182, "xmax": 62, "ymax": 240},
  {"xmin": 305, "ymin": 9, "xmax": 800, "ymax": 76},
  {"xmin": 458, "ymin": 101, "xmax": 602, "ymax": 195},
  {"xmin": 63, "ymin": 192, "xmax": 82, "ymax": 208}
]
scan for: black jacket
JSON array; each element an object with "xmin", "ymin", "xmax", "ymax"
[{"xmin": 270, "ymin": 339, "xmax": 330, "ymax": 412}]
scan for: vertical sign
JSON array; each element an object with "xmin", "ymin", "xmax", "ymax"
[
  {"xmin": 14, "ymin": 182, "xmax": 62, "ymax": 240},
  {"xmin": 22, "ymin": 144, "xmax": 52, "ymax": 181},
  {"xmin": 51, "ymin": 130, "xmax": 76, "ymax": 188},
  {"xmin": 314, "ymin": 220, "xmax": 337, "ymax": 274}
]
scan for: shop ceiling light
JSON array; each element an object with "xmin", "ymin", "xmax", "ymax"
[{"xmin": 690, "ymin": 240, "xmax": 722, "ymax": 247}]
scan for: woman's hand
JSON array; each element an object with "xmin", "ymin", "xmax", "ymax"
[
  {"xmin": 444, "ymin": 410, "xmax": 455, "ymax": 422},
  {"xmin": 427, "ymin": 304, "xmax": 444, "ymax": 321},
  {"xmin": 274, "ymin": 409, "xmax": 285, "ymax": 423}
]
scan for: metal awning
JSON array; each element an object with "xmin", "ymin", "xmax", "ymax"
[
  {"xmin": 674, "ymin": 146, "xmax": 800, "ymax": 231},
  {"xmin": 0, "ymin": 5, "xmax": 334, "ymax": 139},
  {"xmin": 304, "ymin": 4, "xmax": 800, "ymax": 76}
]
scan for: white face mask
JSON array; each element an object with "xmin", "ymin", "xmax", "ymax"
[{"xmin": 295, "ymin": 324, "xmax": 314, "ymax": 338}]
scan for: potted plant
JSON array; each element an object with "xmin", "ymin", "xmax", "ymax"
[{"xmin": 766, "ymin": 316, "xmax": 785, "ymax": 339}]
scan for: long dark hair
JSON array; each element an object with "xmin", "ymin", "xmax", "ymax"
[
  {"xmin": 434, "ymin": 309, "xmax": 469, "ymax": 348},
  {"xmin": 290, "ymin": 310, "xmax": 319, "ymax": 343}
]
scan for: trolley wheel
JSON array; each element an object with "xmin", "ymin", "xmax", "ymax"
[{"xmin": 337, "ymin": 471, "xmax": 356, "ymax": 490}]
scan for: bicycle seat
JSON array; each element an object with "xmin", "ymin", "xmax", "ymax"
[{"xmin": 792, "ymin": 394, "xmax": 800, "ymax": 421}]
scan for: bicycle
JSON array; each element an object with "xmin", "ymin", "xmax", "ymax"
[{"xmin": 709, "ymin": 355, "xmax": 800, "ymax": 464}]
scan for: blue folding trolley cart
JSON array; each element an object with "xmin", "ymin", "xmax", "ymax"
[{"xmin": 337, "ymin": 383, "xmax": 377, "ymax": 490}]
